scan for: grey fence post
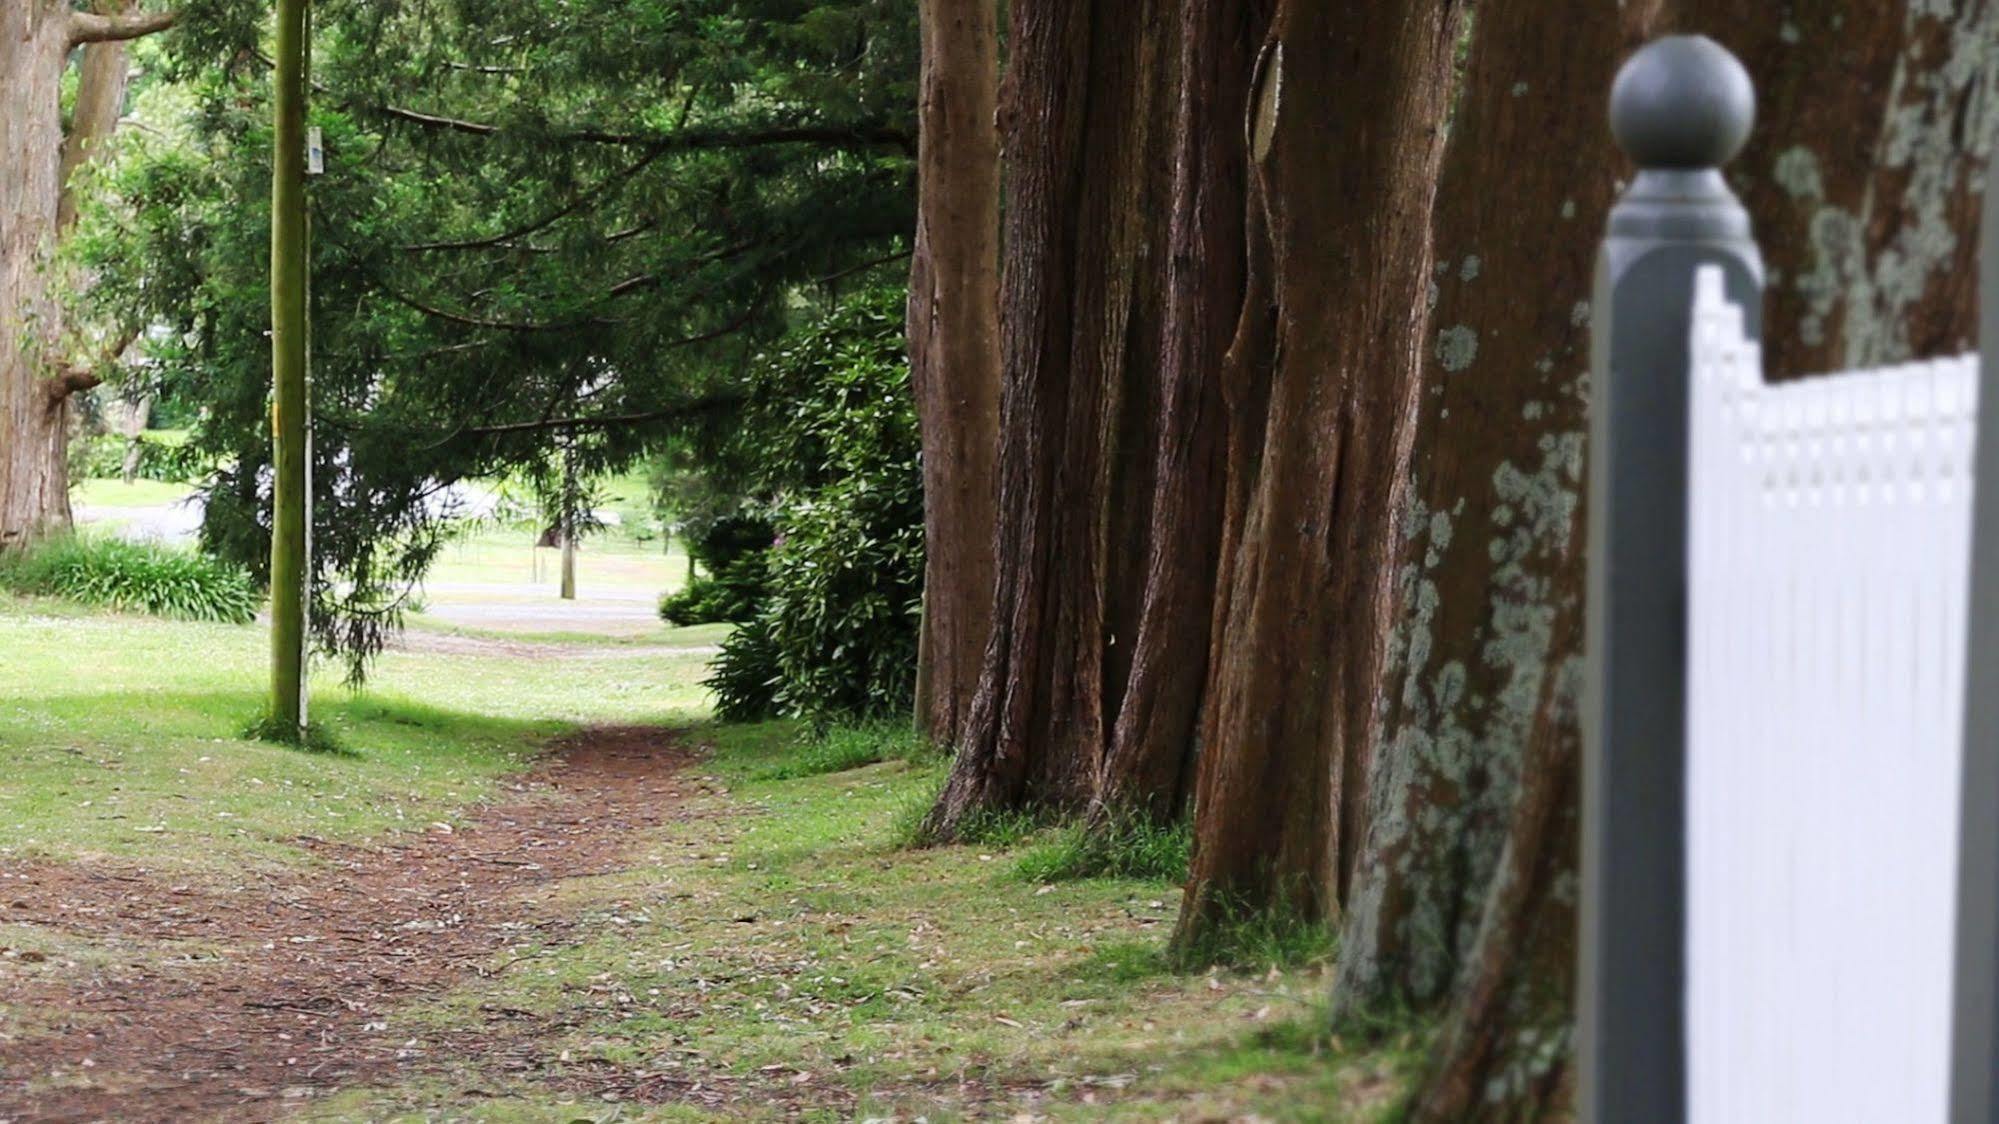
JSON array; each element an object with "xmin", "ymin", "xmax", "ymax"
[
  {"xmin": 1952, "ymin": 149, "xmax": 1999, "ymax": 1124},
  {"xmin": 1581, "ymin": 36, "xmax": 1761, "ymax": 1124}
]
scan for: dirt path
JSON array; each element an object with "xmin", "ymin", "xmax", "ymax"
[{"xmin": 0, "ymin": 727, "xmax": 705, "ymax": 1123}]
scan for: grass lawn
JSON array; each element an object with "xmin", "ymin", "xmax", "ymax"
[
  {"xmin": 64, "ymin": 465, "xmax": 697, "ymax": 640},
  {"xmin": 69, "ymin": 477, "xmax": 200, "ymax": 509},
  {"xmin": 422, "ymin": 524, "xmax": 690, "ymax": 595},
  {"xmin": 325, "ymin": 723, "xmax": 1419, "ymax": 1122},
  {"xmin": 0, "ymin": 597, "xmax": 1417, "ymax": 1120},
  {"xmin": 0, "ymin": 594, "xmax": 711, "ymax": 870}
]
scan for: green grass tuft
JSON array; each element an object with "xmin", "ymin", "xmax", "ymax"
[
  {"xmin": 1016, "ymin": 812, "xmax": 1192, "ymax": 884},
  {"xmin": 886, "ymin": 773, "xmax": 946, "ymax": 849},
  {"xmin": 952, "ymin": 804, "xmax": 1046, "ymax": 848},
  {"xmin": 750, "ymin": 721, "xmax": 938, "ymax": 781},
  {"xmin": 242, "ymin": 712, "xmax": 351, "ymax": 755},
  {"xmin": 1078, "ymin": 937, "xmax": 1173, "ymax": 984},
  {"xmin": 0, "ymin": 536, "xmax": 259, "ymax": 623},
  {"xmin": 1170, "ymin": 899, "xmax": 1340, "ymax": 974}
]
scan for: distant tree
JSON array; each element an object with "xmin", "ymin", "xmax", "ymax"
[
  {"xmin": 918, "ymin": 0, "xmax": 1235, "ymax": 838},
  {"xmin": 913, "ymin": 0, "xmax": 1473, "ymax": 935},
  {"xmin": 0, "ymin": 1, "xmax": 177, "ymax": 552}
]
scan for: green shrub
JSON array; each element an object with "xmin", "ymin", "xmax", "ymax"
[
  {"xmin": 709, "ymin": 613, "xmax": 784, "ymax": 722},
  {"xmin": 755, "ymin": 469, "xmax": 922, "ymax": 721},
  {"xmin": 1016, "ymin": 814, "xmax": 1193, "ymax": 884},
  {"xmin": 0, "ymin": 537, "xmax": 259, "ymax": 623},
  {"xmin": 658, "ymin": 515, "xmax": 773, "ymax": 626},
  {"xmin": 706, "ymin": 288, "xmax": 923, "ymax": 724}
]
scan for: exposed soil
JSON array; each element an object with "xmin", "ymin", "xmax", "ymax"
[{"xmin": 0, "ymin": 727, "xmax": 738, "ymax": 1123}]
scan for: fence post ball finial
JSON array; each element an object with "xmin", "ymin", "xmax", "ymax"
[{"xmin": 1610, "ymin": 36, "xmax": 1755, "ymax": 169}]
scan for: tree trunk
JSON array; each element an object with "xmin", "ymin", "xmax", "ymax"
[
  {"xmin": 1091, "ymin": 0, "xmax": 1262, "ymax": 825},
  {"xmin": 922, "ymin": 0, "xmax": 1204, "ymax": 837},
  {"xmin": 119, "ymin": 395, "xmax": 155, "ymax": 484},
  {"xmin": 0, "ymin": 3, "xmax": 81, "ymax": 553},
  {"xmin": 559, "ymin": 443, "xmax": 579, "ymax": 601},
  {"xmin": 59, "ymin": 4, "xmax": 137, "ymax": 234},
  {"xmin": 1174, "ymin": 0, "xmax": 1468, "ymax": 945},
  {"xmin": 1332, "ymin": 0, "xmax": 1663, "ymax": 1034},
  {"xmin": 1333, "ymin": 2, "xmax": 1999, "ymax": 1118},
  {"xmin": 2, "ymin": 1, "xmax": 157, "ymax": 552},
  {"xmin": 908, "ymin": 0, "xmax": 1002, "ymax": 749}
]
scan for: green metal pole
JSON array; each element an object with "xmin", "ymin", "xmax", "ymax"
[{"xmin": 269, "ymin": 0, "xmax": 309, "ymax": 734}]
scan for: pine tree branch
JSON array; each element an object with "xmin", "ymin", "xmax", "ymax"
[
  {"xmin": 398, "ymin": 150, "xmax": 666, "ymax": 253},
  {"xmin": 69, "ymin": 7, "xmax": 177, "ymax": 46},
  {"xmin": 372, "ymin": 104, "xmax": 913, "ymax": 154},
  {"xmin": 376, "ymin": 286, "xmax": 605, "ymax": 333},
  {"xmin": 47, "ymin": 326, "xmax": 144, "ymax": 403},
  {"xmin": 813, "ymin": 248, "xmax": 914, "ymax": 286},
  {"xmin": 461, "ymin": 395, "xmax": 746, "ymax": 437}
]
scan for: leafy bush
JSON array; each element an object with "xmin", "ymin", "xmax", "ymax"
[
  {"xmin": 755, "ymin": 466, "xmax": 923, "ymax": 720},
  {"xmin": 70, "ymin": 432, "xmax": 204, "ymax": 484},
  {"xmin": 708, "ymin": 614, "xmax": 784, "ymax": 722},
  {"xmin": 657, "ymin": 514, "xmax": 774, "ymax": 626},
  {"xmin": 0, "ymin": 536, "xmax": 259, "ymax": 623},
  {"xmin": 707, "ymin": 289, "xmax": 924, "ymax": 724}
]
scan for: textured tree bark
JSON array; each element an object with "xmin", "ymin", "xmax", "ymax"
[
  {"xmin": 922, "ymin": 0, "xmax": 1206, "ymax": 836},
  {"xmin": 1092, "ymin": 0, "xmax": 1263, "ymax": 824},
  {"xmin": 1332, "ymin": 0, "xmax": 1661, "ymax": 1038},
  {"xmin": 908, "ymin": 0, "xmax": 1002, "ymax": 749},
  {"xmin": 1708, "ymin": 0, "xmax": 1995, "ymax": 376},
  {"xmin": 1174, "ymin": 0, "xmax": 1468, "ymax": 944},
  {"xmin": 1, "ymin": 1, "xmax": 162, "ymax": 552},
  {"xmin": 0, "ymin": 4, "xmax": 82, "ymax": 553},
  {"xmin": 119, "ymin": 395, "xmax": 155, "ymax": 484},
  {"xmin": 1339, "ymin": 2, "xmax": 1999, "ymax": 1118},
  {"xmin": 59, "ymin": 5, "xmax": 138, "ymax": 233}
]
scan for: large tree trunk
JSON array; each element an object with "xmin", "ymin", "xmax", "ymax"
[
  {"xmin": 1174, "ymin": 0, "xmax": 1468, "ymax": 944},
  {"xmin": 908, "ymin": 0, "xmax": 1002, "ymax": 749},
  {"xmin": 1332, "ymin": 0, "xmax": 1662, "ymax": 1032},
  {"xmin": 1334, "ymin": 2, "xmax": 1999, "ymax": 1118},
  {"xmin": 0, "ymin": 3, "xmax": 80, "ymax": 553},
  {"xmin": 922, "ymin": 0, "xmax": 1213, "ymax": 837},
  {"xmin": 1091, "ymin": 0, "xmax": 1261, "ymax": 823},
  {"xmin": 1, "ymin": 1, "xmax": 160, "ymax": 552}
]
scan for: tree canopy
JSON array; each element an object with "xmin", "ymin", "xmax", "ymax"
[{"xmin": 80, "ymin": 0, "xmax": 916, "ymax": 667}]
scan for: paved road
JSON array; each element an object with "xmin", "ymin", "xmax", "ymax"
[{"xmin": 75, "ymin": 497, "xmax": 204, "ymax": 545}]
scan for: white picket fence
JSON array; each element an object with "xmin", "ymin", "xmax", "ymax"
[{"xmin": 1685, "ymin": 265, "xmax": 1981, "ymax": 1121}]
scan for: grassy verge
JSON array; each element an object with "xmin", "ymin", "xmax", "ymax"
[
  {"xmin": 0, "ymin": 595, "xmax": 711, "ymax": 870},
  {"xmin": 1, "ymin": 599, "xmax": 1419, "ymax": 1118},
  {"xmin": 342, "ymin": 722, "xmax": 1417, "ymax": 1120}
]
